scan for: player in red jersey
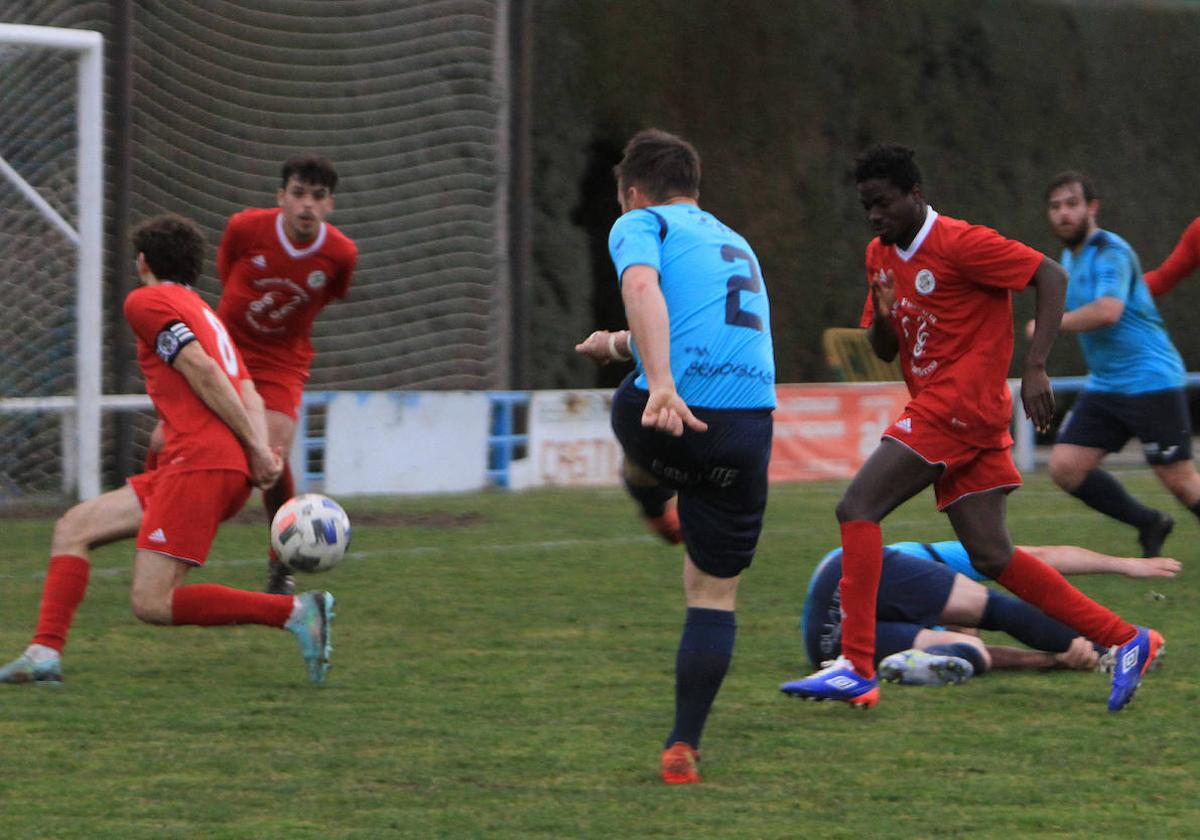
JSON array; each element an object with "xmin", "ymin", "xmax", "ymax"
[
  {"xmin": 217, "ymin": 156, "xmax": 356, "ymax": 595},
  {"xmin": 780, "ymin": 145, "xmax": 1161, "ymax": 713},
  {"xmin": 1145, "ymin": 217, "xmax": 1200, "ymax": 297},
  {"xmin": 147, "ymin": 156, "xmax": 357, "ymax": 595},
  {"xmin": 0, "ymin": 215, "xmax": 335, "ymax": 686}
]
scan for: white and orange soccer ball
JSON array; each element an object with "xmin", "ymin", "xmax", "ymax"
[{"xmin": 270, "ymin": 493, "xmax": 352, "ymax": 573}]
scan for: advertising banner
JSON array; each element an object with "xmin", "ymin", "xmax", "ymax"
[
  {"xmin": 509, "ymin": 390, "xmax": 622, "ymax": 488},
  {"xmin": 769, "ymin": 383, "xmax": 910, "ymax": 481}
]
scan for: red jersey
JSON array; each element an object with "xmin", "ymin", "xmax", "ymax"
[
  {"xmin": 215, "ymin": 207, "xmax": 357, "ymax": 383},
  {"xmin": 1145, "ymin": 217, "xmax": 1200, "ymax": 297},
  {"xmin": 858, "ymin": 210, "xmax": 1043, "ymax": 448},
  {"xmin": 124, "ymin": 283, "xmax": 251, "ymax": 474}
]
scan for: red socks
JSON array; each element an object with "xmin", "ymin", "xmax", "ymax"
[
  {"xmin": 171, "ymin": 584, "xmax": 292, "ymax": 628},
  {"xmin": 997, "ymin": 549, "xmax": 1136, "ymax": 647},
  {"xmin": 32, "ymin": 555, "xmax": 91, "ymax": 652},
  {"xmin": 838, "ymin": 520, "xmax": 883, "ymax": 677}
]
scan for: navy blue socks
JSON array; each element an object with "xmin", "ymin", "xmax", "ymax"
[
  {"xmin": 666, "ymin": 607, "xmax": 736, "ymax": 750},
  {"xmin": 979, "ymin": 589, "xmax": 1077, "ymax": 653},
  {"xmin": 1069, "ymin": 469, "xmax": 1159, "ymax": 529}
]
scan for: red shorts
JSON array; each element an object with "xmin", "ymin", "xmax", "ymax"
[
  {"xmin": 129, "ymin": 469, "xmax": 251, "ymax": 565},
  {"xmin": 251, "ymin": 375, "xmax": 304, "ymax": 421},
  {"xmin": 883, "ymin": 413, "xmax": 1021, "ymax": 510}
]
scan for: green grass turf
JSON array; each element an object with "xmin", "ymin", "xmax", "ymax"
[{"xmin": 0, "ymin": 471, "xmax": 1197, "ymax": 838}]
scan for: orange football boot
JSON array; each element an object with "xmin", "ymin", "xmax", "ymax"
[{"xmin": 661, "ymin": 741, "xmax": 701, "ymax": 785}]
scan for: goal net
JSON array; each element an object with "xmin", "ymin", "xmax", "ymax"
[
  {"xmin": 0, "ymin": 4, "xmax": 514, "ymax": 505},
  {"xmin": 0, "ymin": 24, "xmax": 104, "ymax": 505}
]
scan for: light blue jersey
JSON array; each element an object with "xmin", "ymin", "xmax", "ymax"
[
  {"xmin": 886, "ymin": 541, "xmax": 984, "ymax": 581},
  {"xmin": 609, "ymin": 204, "xmax": 775, "ymax": 409},
  {"xmin": 1062, "ymin": 230, "xmax": 1184, "ymax": 394}
]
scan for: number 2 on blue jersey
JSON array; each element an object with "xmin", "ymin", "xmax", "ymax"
[{"xmin": 721, "ymin": 244, "xmax": 763, "ymax": 332}]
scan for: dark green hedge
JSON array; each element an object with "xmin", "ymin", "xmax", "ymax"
[{"xmin": 532, "ymin": 0, "xmax": 1200, "ymax": 387}]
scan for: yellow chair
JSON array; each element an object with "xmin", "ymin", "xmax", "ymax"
[{"xmin": 822, "ymin": 327, "xmax": 902, "ymax": 382}]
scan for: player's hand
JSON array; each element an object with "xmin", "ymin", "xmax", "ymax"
[
  {"xmin": 870, "ymin": 269, "xmax": 897, "ymax": 316},
  {"xmin": 1054, "ymin": 636, "xmax": 1100, "ymax": 671},
  {"xmin": 575, "ymin": 330, "xmax": 631, "ymax": 365},
  {"xmin": 1024, "ymin": 319, "xmax": 1036, "ymax": 340},
  {"xmin": 642, "ymin": 387, "xmax": 708, "ymax": 436},
  {"xmin": 1020, "ymin": 363, "xmax": 1055, "ymax": 433},
  {"xmin": 575, "ymin": 330, "xmax": 614, "ymax": 365},
  {"xmin": 248, "ymin": 443, "xmax": 284, "ymax": 489},
  {"xmin": 1120, "ymin": 556, "xmax": 1181, "ymax": 578}
]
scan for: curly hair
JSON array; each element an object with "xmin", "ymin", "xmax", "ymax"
[
  {"xmin": 853, "ymin": 143, "xmax": 923, "ymax": 192},
  {"xmin": 130, "ymin": 214, "xmax": 205, "ymax": 286}
]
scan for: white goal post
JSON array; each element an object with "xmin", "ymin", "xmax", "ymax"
[{"xmin": 0, "ymin": 24, "xmax": 104, "ymax": 500}]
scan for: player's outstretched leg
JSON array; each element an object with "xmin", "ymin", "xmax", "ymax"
[
  {"xmin": 0, "ymin": 645, "xmax": 63, "ymax": 686},
  {"xmin": 780, "ymin": 657, "xmax": 880, "ymax": 708},
  {"xmin": 286, "ymin": 591, "xmax": 335, "ymax": 684},
  {"xmin": 878, "ymin": 649, "xmax": 974, "ymax": 686},
  {"xmin": 1108, "ymin": 626, "xmax": 1164, "ymax": 712}
]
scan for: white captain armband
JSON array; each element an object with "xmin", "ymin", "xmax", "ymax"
[{"xmin": 155, "ymin": 320, "xmax": 196, "ymax": 364}]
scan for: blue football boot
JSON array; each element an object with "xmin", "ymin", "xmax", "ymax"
[
  {"xmin": 780, "ymin": 656, "xmax": 880, "ymax": 708},
  {"xmin": 1108, "ymin": 627, "xmax": 1163, "ymax": 712},
  {"xmin": 286, "ymin": 591, "xmax": 335, "ymax": 684},
  {"xmin": 0, "ymin": 651, "xmax": 64, "ymax": 685}
]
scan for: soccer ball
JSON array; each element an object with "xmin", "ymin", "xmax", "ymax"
[{"xmin": 270, "ymin": 493, "xmax": 352, "ymax": 573}]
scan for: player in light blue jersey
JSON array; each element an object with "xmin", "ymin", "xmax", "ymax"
[
  {"xmin": 607, "ymin": 202, "xmax": 775, "ymax": 410},
  {"xmin": 801, "ymin": 540, "xmax": 1177, "ymax": 685},
  {"xmin": 575, "ymin": 129, "xmax": 774, "ymax": 785},
  {"xmin": 1032, "ymin": 172, "xmax": 1200, "ymax": 557}
]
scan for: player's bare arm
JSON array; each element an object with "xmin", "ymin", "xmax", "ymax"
[
  {"xmin": 1020, "ymin": 256, "xmax": 1066, "ymax": 432},
  {"xmin": 866, "ymin": 270, "xmax": 899, "ymax": 362},
  {"xmin": 172, "ymin": 341, "xmax": 282, "ymax": 488},
  {"xmin": 1056, "ymin": 296, "xmax": 1125, "ymax": 333},
  {"xmin": 983, "ymin": 640, "xmax": 1097, "ymax": 671},
  {"xmin": 575, "ymin": 329, "xmax": 632, "ymax": 365},
  {"xmin": 621, "ymin": 264, "xmax": 707, "ymax": 436},
  {"xmin": 1021, "ymin": 545, "xmax": 1180, "ymax": 578}
]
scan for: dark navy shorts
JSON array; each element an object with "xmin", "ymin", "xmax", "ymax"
[
  {"xmin": 612, "ymin": 376, "xmax": 773, "ymax": 578},
  {"xmin": 801, "ymin": 548, "xmax": 958, "ymax": 668},
  {"xmin": 1057, "ymin": 388, "xmax": 1193, "ymax": 465}
]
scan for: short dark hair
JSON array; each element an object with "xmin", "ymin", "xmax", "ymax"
[
  {"xmin": 1045, "ymin": 170, "xmax": 1097, "ymax": 203},
  {"xmin": 131, "ymin": 214, "xmax": 205, "ymax": 286},
  {"xmin": 853, "ymin": 143, "xmax": 923, "ymax": 192},
  {"xmin": 613, "ymin": 129, "xmax": 701, "ymax": 203},
  {"xmin": 281, "ymin": 155, "xmax": 339, "ymax": 191}
]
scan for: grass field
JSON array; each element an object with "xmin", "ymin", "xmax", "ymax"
[{"xmin": 0, "ymin": 470, "xmax": 1197, "ymax": 839}]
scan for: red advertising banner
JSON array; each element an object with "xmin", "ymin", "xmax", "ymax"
[{"xmin": 769, "ymin": 383, "xmax": 911, "ymax": 482}]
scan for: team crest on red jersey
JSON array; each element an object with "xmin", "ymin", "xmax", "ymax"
[
  {"xmin": 915, "ymin": 269, "xmax": 936, "ymax": 295},
  {"xmin": 306, "ymin": 270, "xmax": 327, "ymax": 290}
]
